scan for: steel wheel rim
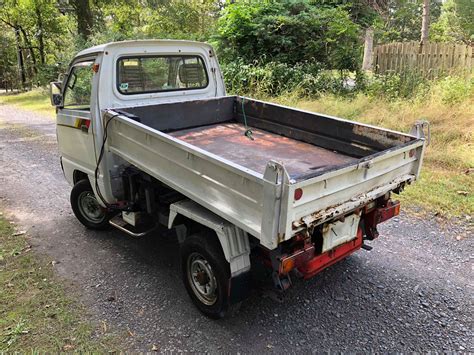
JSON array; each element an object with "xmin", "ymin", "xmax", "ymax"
[
  {"xmin": 78, "ymin": 191, "xmax": 106, "ymax": 223},
  {"xmin": 187, "ymin": 252, "xmax": 218, "ymax": 306}
]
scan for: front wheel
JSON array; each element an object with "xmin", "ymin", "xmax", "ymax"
[
  {"xmin": 180, "ymin": 233, "xmax": 236, "ymax": 319},
  {"xmin": 70, "ymin": 179, "xmax": 113, "ymax": 230}
]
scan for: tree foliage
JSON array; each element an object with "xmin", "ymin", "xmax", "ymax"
[
  {"xmin": 216, "ymin": 1, "xmax": 361, "ymax": 71},
  {"xmin": 431, "ymin": 0, "xmax": 473, "ymax": 44},
  {"xmin": 0, "ymin": 0, "xmax": 471, "ymax": 91},
  {"xmin": 0, "ymin": 0, "xmax": 67, "ymax": 88},
  {"xmin": 373, "ymin": 0, "xmax": 441, "ymax": 43}
]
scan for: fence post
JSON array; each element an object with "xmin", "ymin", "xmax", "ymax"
[{"xmin": 362, "ymin": 27, "xmax": 374, "ymax": 71}]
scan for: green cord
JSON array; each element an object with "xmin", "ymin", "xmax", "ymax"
[{"xmin": 241, "ymin": 98, "xmax": 254, "ymax": 140}]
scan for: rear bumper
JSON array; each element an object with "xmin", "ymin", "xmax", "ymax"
[
  {"xmin": 277, "ymin": 199, "xmax": 401, "ymax": 281},
  {"xmin": 297, "ymin": 227, "xmax": 363, "ymax": 279}
]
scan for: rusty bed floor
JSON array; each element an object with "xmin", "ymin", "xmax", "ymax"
[{"xmin": 169, "ymin": 123, "xmax": 357, "ymax": 178}]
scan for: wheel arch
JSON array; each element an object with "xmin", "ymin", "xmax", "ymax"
[
  {"xmin": 73, "ymin": 170, "xmax": 89, "ymax": 185},
  {"xmin": 169, "ymin": 200, "xmax": 251, "ymax": 277}
]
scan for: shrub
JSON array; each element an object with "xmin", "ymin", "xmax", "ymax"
[
  {"xmin": 216, "ymin": 1, "xmax": 361, "ymax": 72},
  {"xmin": 221, "ymin": 60, "xmax": 356, "ymax": 97},
  {"xmin": 433, "ymin": 75, "xmax": 473, "ymax": 105},
  {"xmin": 364, "ymin": 71, "xmax": 429, "ymax": 100}
]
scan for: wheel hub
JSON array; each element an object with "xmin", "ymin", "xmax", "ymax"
[
  {"xmin": 196, "ymin": 270, "xmax": 210, "ymax": 285},
  {"xmin": 187, "ymin": 253, "xmax": 218, "ymax": 306},
  {"xmin": 78, "ymin": 191, "xmax": 105, "ymax": 223}
]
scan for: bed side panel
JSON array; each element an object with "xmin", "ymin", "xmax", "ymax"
[{"xmin": 106, "ymin": 114, "xmax": 268, "ymax": 241}]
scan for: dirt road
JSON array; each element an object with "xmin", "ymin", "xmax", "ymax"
[{"xmin": 0, "ymin": 103, "xmax": 472, "ymax": 352}]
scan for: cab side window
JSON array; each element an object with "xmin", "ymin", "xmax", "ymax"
[{"xmin": 63, "ymin": 61, "xmax": 94, "ymax": 110}]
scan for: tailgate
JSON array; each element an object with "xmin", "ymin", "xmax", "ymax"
[{"xmin": 278, "ymin": 138, "xmax": 425, "ymax": 241}]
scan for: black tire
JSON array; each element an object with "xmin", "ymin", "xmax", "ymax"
[
  {"xmin": 180, "ymin": 233, "xmax": 234, "ymax": 319},
  {"xmin": 70, "ymin": 179, "xmax": 113, "ymax": 230}
]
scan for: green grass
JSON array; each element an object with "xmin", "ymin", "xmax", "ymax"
[
  {"xmin": 0, "ymin": 89, "xmax": 54, "ymax": 117},
  {"xmin": 0, "ymin": 215, "xmax": 121, "ymax": 352},
  {"xmin": 399, "ymin": 169, "xmax": 473, "ymax": 217}
]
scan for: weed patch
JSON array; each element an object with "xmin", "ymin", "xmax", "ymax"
[{"xmin": 0, "ymin": 215, "xmax": 120, "ymax": 352}]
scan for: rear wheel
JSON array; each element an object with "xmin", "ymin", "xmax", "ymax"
[
  {"xmin": 70, "ymin": 179, "xmax": 113, "ymax": 230},
  {"xmin": 180, "ymin": 233, "xmax": 235, "ymax": 319}
]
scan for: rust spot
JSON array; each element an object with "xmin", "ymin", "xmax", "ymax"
[
  {"xmin": 277, "ymin": 232, "xmax": 286, "ymax": 243},
  {"xmin": 352, "ymin": 125, "xmax": 410, "ymax": 146},
  {"xmin": 170, "ymin": 123, "xmax": 356, "ymax": 178}
]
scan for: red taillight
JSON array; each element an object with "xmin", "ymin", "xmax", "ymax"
[
  {"xmin": 294, "ymin": 188, "xmax": 303, "ymax": 201},
  {"xmin": 92, "ymin": 63, "xmax": 100, "ymax": 73},
  {"xmin": 409, "ymin": 149, "xmax": 416, "ymax": 158}
]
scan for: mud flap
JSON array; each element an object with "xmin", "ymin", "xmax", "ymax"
[{"xmin": 229, "ymin": 271, "xmax": 252, "ymax": 304}]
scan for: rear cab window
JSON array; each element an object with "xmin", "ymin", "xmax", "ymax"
[{"xmin": 117, "ymin": 55, "xmax": 209, "ymax": 95}]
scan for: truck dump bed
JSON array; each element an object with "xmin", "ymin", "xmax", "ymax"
[{"xmin": 106, "ymin": 96, "xmax": 425, "ymax": 249}]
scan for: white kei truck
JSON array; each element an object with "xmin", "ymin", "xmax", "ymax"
[{"xmin": 50, "ymin": 40, "xmax": 428, "ymax": 318}]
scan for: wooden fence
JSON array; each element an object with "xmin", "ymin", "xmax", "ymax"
[{"xmin": 373, "ymin": 41, "xmax": 473, "ymax": 77}]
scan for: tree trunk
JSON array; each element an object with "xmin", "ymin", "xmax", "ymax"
[
  {"xmin": 73, "ymin": 0, "xmax": 94, "ymax": 40},
  {"xmin": 35, "ymin": 2, "xmax": 46, "ymax": 65},
  {"xmin": 362, "ymin": 27, "xmax": 374, "ymax": 71},
  {"xmin": 19, "ymin": 26, "xmax": 38, "ymax": 75},
  {"xmin": 420, "ymin": 0, "xmax": 430, "ymax": 46},
  {"xmin": 14, "ymin": 27, "xmax": 26, "ymax": 89}
]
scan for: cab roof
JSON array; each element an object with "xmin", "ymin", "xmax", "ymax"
[{"xmin": 75, "ymin": 39, "xmax": 213, "ymax": 58}]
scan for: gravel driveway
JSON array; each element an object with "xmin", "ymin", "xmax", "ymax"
[{"xmin": 0, "ymin": 103, "xmax": 472, "ymax": 352}]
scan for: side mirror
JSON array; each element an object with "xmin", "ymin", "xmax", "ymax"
[{"xmin": 50, "ymin": 81, "xmax": 63, "ymax": 107}]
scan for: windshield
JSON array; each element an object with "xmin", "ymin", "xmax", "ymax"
[{"xmin": 117, "ymin": 55, "xmax": 208, "ymax": 95}]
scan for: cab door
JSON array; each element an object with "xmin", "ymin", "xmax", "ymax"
[{"xmin": 56, "ymin": 59, "xmax": 97, "ymax": 181}]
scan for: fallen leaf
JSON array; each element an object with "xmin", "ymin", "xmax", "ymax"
[
  {"xmin": 62, "ymin": 344, "xmax": 74, "ymax": 351},
  {"xmin": 12, "ymin": 231, "xmax": 26, "ymax": 236},
  {"xmin": 102, "ymin": 320, "xmax": 108, "ymax": 333},
  {"xmin": 152, "ymin": 344, "xmax": 159, "ymax": 351},
  {"xmin": 456, "ymin": 190, "xmax": 469, "ymax": 196}
]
